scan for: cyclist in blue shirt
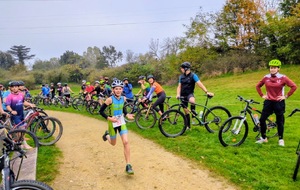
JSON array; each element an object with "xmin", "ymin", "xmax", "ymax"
[{"xmin": 176, "ymin": 62, "xmax": 214, "ymax": 129}]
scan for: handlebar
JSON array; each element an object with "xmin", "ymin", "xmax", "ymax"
[
  {"xmin": 0, "ymin": 135, "xmax": 24, "ymax": 155},
  {"xmin": 237, "ymin": 95, "xmax": 260, "ymax": 104},
  {"xmin": 287, "ymin": 108, "xmax": 300, "ymax": 117}
]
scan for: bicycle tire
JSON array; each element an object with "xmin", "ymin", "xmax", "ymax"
[
  {"xmin": 123, "ymin": 103, "xmax": 135, "ymax": 122},
  {"xmin": 218, "ymin": 116, "xmax": 248, "ymax": 147},
  {"xmin": 204, "ymin": 106, "xmax": 231, "ymax": 133},
  {"xmin": 76, "ymin": 99, "xmax": 85, "ymax": 111},
  {"xmin": 33, "ymin": 116, "xmax": 63, "ymax": 146},
  {"xmin": 293, "ymin": 154, "xmax": 300, "ymax": 181},
  {"xmin": 135, "ymin": 107, "xmax": 157, "ymax": 129},
  {"xmin": 88, "ymin": 101, "xmax": 100, "ymax": 115},
  {"xmin": 158, "ymin": 109, "xmax": 187, "ymax": 137},
  {"xmin": 8, "ymin": 129, "xmax": 39, "ymax": 149},
  {"xmin": 11, "ymin": 179, "xmax": 53, "ymax": 190},
  {"xmin": 168, "ymin": 103, "xmax": 182, "ymax": 111}
]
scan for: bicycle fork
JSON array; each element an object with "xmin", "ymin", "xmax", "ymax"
[{"xmin": 231, "ymin": 117, "xmax": 246, "ymax": 135}]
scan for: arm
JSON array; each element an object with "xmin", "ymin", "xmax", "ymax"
[
  {"xmin": 176, "ymin": 83, "xmax": 181, "ymax": 98},
  {"xmin": 195, "ymin": 81, "xmax": 214, "ymax": 96},
  {"xmin": 285, "ymin": 77, "xmax": 297, "ymax": 98},
  {"xmin": 256, "ymin": 78, "xmax": 265, "ymax": 98}
]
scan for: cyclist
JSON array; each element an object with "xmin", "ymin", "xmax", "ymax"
[
  {"xmin": 136, "ymin": 75, "xmax": 150, "ymax": 97},
  {"xmin": 142, "ymin": 74, "xmax": 166, "ymax": 116},
  {"xmin": 62, "ymin": 83, "xmax": 74, "ymax": 105},
  {"xmin": 57, "ymin": 82, "xmax": 63, "ymax": 97},
  {"xmin": 18, "ymin": 81, "xmax": 31, "ymax": 101},
  {"xmin": 256, "ymin": 59, "xmax": 297, "ymax": 146},
  {"xmin": 50, "ymin": 82, "xmax": 56, "ymax": 100},
  {"xmin": 84, "ymin": 82, "xmax": 95, "ymax": 101},
  {"xmin": 122, "ymin": 78, "xmax": 134, "ymax": 101},
  {"xmin": 99, "ymin": 79, "xmax": 135, "ymax": 175},
  {"xmin": 176, "ymin": 62, "xmax": 214, "ymax": 129},
  {"xmin": 80, "ymin": 80, "xmax": 87, "ymax": 94}
]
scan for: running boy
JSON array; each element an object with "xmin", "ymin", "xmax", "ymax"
[{"xmin": 99, "ymin": 79, "xmax": 135, "ymax": 175}]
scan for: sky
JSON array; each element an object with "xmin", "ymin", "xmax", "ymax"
[{"xmin": 0, "ymin": 0, "xmax": 225, "ymax": 65}]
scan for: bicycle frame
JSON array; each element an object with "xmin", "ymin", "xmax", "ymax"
[{"xmin": 175, "ymin": 95, "xmax": 217, "ymax": 126}]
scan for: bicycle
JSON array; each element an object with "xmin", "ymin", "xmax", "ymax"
[
  {"xmin": 288, "ymin": 108, "xmax": 300, "ymax": 181},
  {"xmin": 1, "ymin": 107, "xmax": 63, "ymax": 146},
  {"xmin": 218, "ymin": 95, "xmax": 277, "ymax": 147},
  {"xmin": 158, "ymin": 94, "xmax": 231, "ymax": 137},
  {"xmin": 0, "ymin": 129, "xmax": 52, "ymax": 190},
  {"xmin": 134, "ymin": 96, "xmax": 172, "ymax": 129}
]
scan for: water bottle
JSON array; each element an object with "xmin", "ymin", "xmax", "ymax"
[
  {"xmin": 199, "ymin": 111, "xmax": 203, "ymax": 119},
  {"xmin": 253, "ymin": 114, "xmax": 260, "ymax": 125}
]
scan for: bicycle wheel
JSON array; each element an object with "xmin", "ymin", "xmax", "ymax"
[
  {"xmin": 76, "ymin": 99, "xmax": 85, "ymax": 111},
  {"xmin": 158, "ymin": 109, "xmax": 187, "ymax": 137},
  {"xmin": 293, "ymin": 154, "xmax": 300, "ymax": 181},
  {"xmin": 204, "ymin": 106, "xmax": 231, "ymax": 133},
  {"xmin": 218, "ymin": 116, "xmax": 248, "ymax": 147},
  {"xmin": 123, "ymin": 103, "xmax": 135, "ymax": 122},
  {"xmin": 135, "ymin": 107, "xmax": 157, "ymax": 129},
  {"xmin": 33, "ymin": 116, "xmax": 63, "ymax": 146},
  {"xmin": 88, "ymin": 101, "xmax": 100, "ymax": 115},
  {"xmin": 11, "ymin": 179, "xmax": 53, "ymax": 190},
  {"xmin": 8, "ymin": 129, "xmax": 39, "ymax": 149}
]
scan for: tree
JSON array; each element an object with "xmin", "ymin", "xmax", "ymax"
[
  {"xmin": 59, "ymin": 51, "xmax": 82, "ymax": 65},
  {"xmin": 101, "ymin": 45, "xmax": 123, "ymax": 67},
  {"xmin": 0, "ymin": 51, "xmax": 15, "ymax": 69},
  {"xmin": 82, "ymin": 46, "xmax": 101, "ymax": 68},
  {"xmin": 216, "ymin": 0, "xmax": 264, "ymax": 51},
  {"xmin": 280, "ymin": 0, "xmax": 299, "ymax": 16},
  {"xmin": 7, "ymin": 45, "xmax": 35, "ymax": 65}
]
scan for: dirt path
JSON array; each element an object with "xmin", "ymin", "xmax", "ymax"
[{"xmin": 48, "ymin": 111, "xmax": 238, "ymax": 190}]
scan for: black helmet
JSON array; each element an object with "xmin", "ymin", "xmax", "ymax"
[
  {"xmin": 111, "ymin": 80, "xmax": 124, "ymax": 88},
  {"xmin": 9, "ymin": 81, "xmax": 19, "ymax": 87},
  {"xmin": 180, "ymin": 62, "xmax": 191, "ymax": 71},
  {"xmin": 138, "ymin": 76, "xmax": 146, "ymax": 80},
  {"xmin": 64, "ymin": 83, "xmax": 68, "ymax": 86},
  {"xmin": 147, "ymin": 74, "xmax": 155, "ymax": 80},
  {"xmin": 18, "ymin": 80, "xmax": 25, "ymax": 86}
]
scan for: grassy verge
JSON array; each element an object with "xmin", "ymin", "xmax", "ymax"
[{"xmin": 36, "ymin": 65, "xmax": 300, "ymax": 189}]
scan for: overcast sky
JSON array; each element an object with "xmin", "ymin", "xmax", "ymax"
[{"xmin": 0, "ymin": 0, "xmax": 225, "ymax": 65}]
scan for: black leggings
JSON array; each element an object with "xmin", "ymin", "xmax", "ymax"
[
  {"xmin": 259, "ymin": 100, "xmax": 285, "ymax": 139},
  {"xmin": 152, "ymin": 91, "xmax": 166, "ymax": 113}
]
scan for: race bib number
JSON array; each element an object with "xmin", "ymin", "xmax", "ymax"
[{"xmin": 112, "ymin": 115, "xmax": 126, "ymax": 128}]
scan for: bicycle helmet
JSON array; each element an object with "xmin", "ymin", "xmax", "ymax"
[
  {"xmin": 123, "ymin": 78, "xmax": 128, "ymax": 81},
  {"xmin": 180, "ymin": 62, "xmax": 191, "ymax": 71},
  {"xmin": 57, "ymin": 82, "xmax": 61, "ymax": 85},
  {"xmin": 82, "ymin": 80, "xmax": 86, "ymax": 83},
  {"xmin": 111, "ymin": 80, "xmax": 124, "ymax": 88},
  {"xmin": 138, "ymin": 76, "xmax": 146, "ymax": 80},
  {"xmin": 147, "ymin": 74, "xmax": 155, "ymax": 80},
  {"xmin": 268, "ymin": 59, "xmax": 281, "ymax": 67},
  {"xmin": 86, "ymin": 82, "xmax": 90, "ymax": 85},
  {"xmin": 95, "ymin": 80, "xmax": 100, "ymax": 84},
  {"xmin": 18, "ymin": 80, "xmax": 25, "ymax": 86},
  {"xmin": 99, "ymin": 80, "xmax": 105, "ymax": 85},
  {"xmin": 64, "ymin": 83, "xmax": 68, "ymax": 86},
  {"xmin": 9, "ymin": 81, "xmax": 19, "ymax": 87}
]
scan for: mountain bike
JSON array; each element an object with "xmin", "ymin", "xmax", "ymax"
[
  {"xmin": 288, "ymin": 108, "xmax": 300, "ymax": 181},
  {"xmin": 1, "ymin": 107, "xmax": 63, "ymax": 146},
  {"xmin": 158, "ymin": 94, "xmax": 231, "ymax": 137},
  {"xmin": 134, "ymin": 96, "xmax": 172, "ymax": 129},
  {"xmin": 218, "ymin": 95, "xmax": 277, "ymax": 147},
  {"xmin": 0, "ymin": 130, "xmax": 52, "ymax": 190}
]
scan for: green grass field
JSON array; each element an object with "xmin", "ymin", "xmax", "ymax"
[{"xmin": 36, "ymin": 65, "xmax": 300, "ymax": 189}]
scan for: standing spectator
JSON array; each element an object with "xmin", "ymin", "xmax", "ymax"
[
  {"xmin": 99, "ymin": 79, "xmax": 135, "ymax": 175},
  {"xmin": 123, "ymin": 78, "xmax": 134, "ymax": 101},
  {"xmin": 40, "ymin": 84, "xmax": 50, "ymax": 98},
  {"xmin": 255, "ymin": 59, "xmax": 297, "ymax": 146},
  {"xmin": 176, "ymin": 62, "xmax": 214, "ymax": 129}
]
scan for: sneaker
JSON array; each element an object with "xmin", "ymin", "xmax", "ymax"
[
  {"xmin": 279, "ymin": 139, "xmax": 285, "ymax": 146},
  {"xmin": 125, "ymin": 164, "xmax": 134, "ymax": 175},
  {"xmin": 102, "ymin": 130, "xmax": 109, "ymax": 141},
  {"xmin": 255, "ymin": 137, "xmax": 268, "ymax": 144}
]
